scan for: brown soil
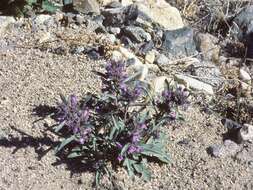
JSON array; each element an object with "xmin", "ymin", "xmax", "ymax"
[{"xmin": 0, "ymin": 19, "xmax": 252, "ymax": 190}]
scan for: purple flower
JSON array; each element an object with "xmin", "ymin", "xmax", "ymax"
[
  {"xmin": 127, "ymin": 145, "xmax": 143, "ymax": 154},
  {"xmin": 169, "ymin": 111, "xmax": 177, "ymax": 120},
  {"xmin": 70, "ymin": 95, "xmax": 78, "ymax": 108},
  {"xmin": 116, "ymin": 142, "xmax": 123, "ymax": 149},
  {"xmin": 81, "ymin": 109, "xmax": 89, "ymax": 122},
  {"xmin": 117, "ymin": 155, "xmax": 124, "ymax": 162},
  {"xmin": 132, "ymin": 132, "xmax": 141, "ymax": 143},
  {"xmin": 138, "ymin": 123, "xmax": 147, "ymax": 130},
  {"xmin": 127, "ymin": 145, "xmax": 137, "ymax": 154}
]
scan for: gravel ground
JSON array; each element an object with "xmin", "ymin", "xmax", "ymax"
[{"xmin": 0, "ymin": 18, "xmax": 252, "ymax": 190}]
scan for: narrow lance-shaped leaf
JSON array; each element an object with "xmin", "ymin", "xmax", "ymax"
[{"xmin": 55, "ymin": 135, "xmax": 76, "ymax": 154}]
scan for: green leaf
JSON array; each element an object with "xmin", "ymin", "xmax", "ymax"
[
  {"xmin": 109, "ymin": 116, "xmax": 125, "ymax": 140},
  {"xmin": 42, "ymin": 0, "xmax": 58, "ymax": 13},
  {"xmin": 140, "ymin": 144, "xmax": 170, "ymax": 163},
  {"xmin": 53, "ymin": 121, "xmax": 66, "ymax": 133},
  {"xmin": 95, "ymin": 171, "xmax": 101, "ymax": 186},
  {"xmin": 55, "ymin": 135, "xmax": 76, "ymax": 153},
  {"xmin": 67, "ymin": 151, "xmax": 83, "ymax": 158},
  {"xmin": 123, "ymin": 158, "xmax": 134, "ymax": 177},
  {"xmin": 133, "ymin": 162, "xmax": 151, "ymax": 181},
  {"xmin": 120, "ymin": 143, "xmax": 130, "ymax": 156}
]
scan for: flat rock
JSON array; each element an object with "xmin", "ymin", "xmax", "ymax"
[
  {"xmin": 175, "ymin": 74, "xmax": 214, "ymax": 95},
  {"xmin": 136, "ymin": 0, "xmax": 183, "ymax": 30},
  {"xmin": 0, "ymin": 16, "xmax": 15, "ymax": 36},
  {"xmin": 162, "ymin": 27, "xmax": 196, "ymax": 58},
  {"xmin": 208, "ymin": 140, "xmax": 240, "ymax": 158},
  {"xmin": 74, "ymin": 0, "xmax": 100, "ymax": 14}
]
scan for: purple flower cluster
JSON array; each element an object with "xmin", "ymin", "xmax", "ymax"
[
  {"xmin": 57, "ymin": 95, "xmax": 92, "ymax": 144},
  {"xmin": 116, "ymin": 123, "xmax": 147, "ymax": 162},
  {"xmin": 120, "ymin": 83, "xmax": 143, "ymax": 101},
  {"xmin": 105, "ymin": 60, "xmax": 127, "ymax": 82},
  {"xmin": 157, "ymin": 86, "xmax": 189, "ymax": 114}
]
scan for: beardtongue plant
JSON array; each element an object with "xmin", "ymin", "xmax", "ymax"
[{"xmin": 52, "ymin": 59, "xmax": 189, "ymax": 186}]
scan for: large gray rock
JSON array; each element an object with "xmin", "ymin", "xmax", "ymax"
[{"xmin": 162, "ymin": 27, "xmax": 196, "ymax": 57}]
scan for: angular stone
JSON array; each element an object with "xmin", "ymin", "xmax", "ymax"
[
  {"xmin": 101, "ymin": 4, "xmax": 138, "ymax": 26},
  {"xmin": 194, "ymin": 33, "xmax": 220, "ymax": 63},
  {"xmin": 145, "ymin": 51, "xmax": 156, "ymax": 64},
  {"xmin": 122, "ymin": 26, "xmax": 151, "ymax": 43},
  {"xmin": 240, "ymin": 68, "xmax": 251, "ymax": 81},
  {"xmin": 155, "ymin": 53, "xmax": 170, "ymax": 66},
  {"xmin": 162, "ymin": 27, "xmax": 196, "ymax": 57},
  {"xmin": 74, "ymin": 0, "xmax": 100, "ymax": 14},
  {"xmin": 175, "ymin": 74, "xmax": 214, "ymax": 95},
  {"xmin": 136, "ymin": 1, "xmax": 183, "ymax": 30},
  {"xmin": 238, "ymin": 124, "xmax": 253, "ymax": 143}
]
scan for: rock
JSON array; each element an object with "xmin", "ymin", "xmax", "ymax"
[
  {"xmin": 152, "ymin": 76, "xmax": 173, "ymax": 94},
  {"xmin": 121, "ymin": 26, "xmax": 151, "ymax": 43},
  {"xmin": 238, "ymin": 124, "xmax": 253, "ymax": 143},
  {"xmin": 235, "ymin": 145, "xmax": 253, "ymax": 166},
  {"xmin": 136, "ymin": 0, "xmax": 183, "ymax": 30},
  {"xmin": 74, "ymin": 0, "xmax": 100, "ymax": 14},
  {"xmin": 208, "ymin": 140, "xmax": 240, "ymax": 158},
  {"xmin": 108, "ymin": 27, "xmax": 121, "ymax": 35},
  {"xmin": 75, "ymin": 15, "xmax": 85, "ymax": 25},
  {"xmin": 118, "ymin": 46, "xmax": 143, "ymax": 66},
  {"xmin": 175, "ymin": 74, "xmax": 214, "ymax": 95},
  {"xmin": 231, "ymin": 5, "xmax": 253, "ymax": 41},
  {"xmin": 194, "ymin": 33, "xmax": 220, "ymax": 63},
  {"xmin": 239, "ymin": 68, "xmax": 251, "ymax": 81},
  {"xmin": 240, "ymin": 81, "xmax": 252, "ymax": 97},
  {"xmin": 162, "ymin": 27, "xmax": 196, "ymax": 58},
  {"xmin": 154, "ymin": 53, "xmax": 170, "ymax": 66},
  {"xmin": 101, "ymin": 33, "xmax": 117, "ymax": 44},
  {"xmin": 33, "ymin": 15, "xmax": 55, "ymax": 30},
  {"xmin": 101, "ymin": 4, "xmax": 138, "ymax": 27},
  {"xmin": 0, "ymin": 16, "xmax": 15, "ymax": 36},
  {"xmin": 145, "ymin": 51, "xmax": 156, "ymax": 64},
  {"xmin": 192, "ymin": 61, "xmax": 222, "ymax": 87}
]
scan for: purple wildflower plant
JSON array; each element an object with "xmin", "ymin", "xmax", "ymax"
[{"xmin": 50, "ymin": 59, "xmax": 189, "ymax": 186}]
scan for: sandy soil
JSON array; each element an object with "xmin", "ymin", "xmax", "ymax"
[{"xmin": 0, "ymin": 19, "xmax": 252, "ymax": 190}]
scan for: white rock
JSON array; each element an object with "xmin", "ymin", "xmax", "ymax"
[
  {"xmin": 240, "ymin": 68, "xmax": 251, "ymax": 81},
  {"xmin": 145, "ymin": 51, "xmax": 156, "ymax": 64},
  {"xmin": 152, "ymin": 76, "xmax": 173, "ymax": 94},
  {"xmin": 136, "ymin": 1, "xmax": 184, "ymax": 30},
  {"xmin": 175, "ymin": 74, "xmax": 214, "ymax": 95},
  {"xmin": 241, "ymin": 81, "xmax": 252, "ymax": 96},
  {"xmin": 0, "ymin": 16, "xmax": 15, "ymax": 36},
  {"xmin": 118, "ymin": 47, "xmax": 143, "ymax": 66},
  {"xmin": 238, "ymin": 124, "xmax": 253, "ymax": 143},
  {"xmin": 34, "ymin": 15, "xmax": 52, "ymax": 26},
  {"xmin": 111, "ymin": 50, "xmax": 123, "ymax": 61}
]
